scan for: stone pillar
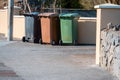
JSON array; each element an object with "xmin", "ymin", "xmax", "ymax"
[{"xmin": 94, "ymin": 4, "xmax": 120, "ymax": 65}]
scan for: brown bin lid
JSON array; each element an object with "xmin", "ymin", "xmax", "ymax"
[{"xmin": 39, "ymin": 13, "xmax": 59, "ymax": 17}]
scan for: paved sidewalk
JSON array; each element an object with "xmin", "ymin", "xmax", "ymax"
[
  {"xmin": 0, "ymin": 39, "xmax": 24, "ymax": 80},
  {"xmin": 0, "ymin": 62, "xmax": 24, "ymax": 80},
  {"xmin": 0, "ymin": 39, "xmax": 118, "ymax": 80}
]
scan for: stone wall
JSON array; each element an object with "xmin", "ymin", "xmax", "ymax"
[{"xmin": 100, "ymin": 23, "xmax": 120, "ymax": 79}]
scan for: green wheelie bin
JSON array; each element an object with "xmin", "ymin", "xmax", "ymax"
[{"xmin": 59, "ymin": 13, "xmax": 79, "ymax": 45}]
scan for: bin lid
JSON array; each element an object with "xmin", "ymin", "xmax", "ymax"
[
  {"xmin": 39, "ymin": 13, "xmax": 59, "ymax": 17},
  {"xmin": 23, "ymin": 12, "xmax": 39, "ymax": 16},
  {"xmin": 59, "ymin": 13, "xmax": 80, "ymax": 18}
]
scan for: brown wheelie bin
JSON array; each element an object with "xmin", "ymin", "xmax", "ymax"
[{"xmin": 39, "ymin": 13, "xmax": 60, "ymax": 45}]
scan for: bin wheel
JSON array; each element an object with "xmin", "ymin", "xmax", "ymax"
[
  {"xmin": 39, "ymin": 39, "xmax": 42, "ymax": 44},
  {"xmin": 26, "ymin": 38, "xmax": 29, "ymax": 42},
  {"xmin": 59, "ymin": 40, "xmax": 62, "ymax": 45},
  {"xmin": 22, "ymin": 36, "xmax": 26, "ymax": 42},
  {"xmin": 34, "ymin": 38, "xmax": 38, "ymax": 43},
  {"xmin": 51, "ymin": 40, "xmax": 55, "ymax": 45},
  {"xmin": 73, "ymin": 40, "xmax": 77, "ymax": 45}
]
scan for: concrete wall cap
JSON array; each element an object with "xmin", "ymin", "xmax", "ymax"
[
  {"xmin": 14, "ymin": 16, "xmax": 24, "ymax": 18},
  {"xmin": 0, "ymin": 10, "xmax": 7, "ymax": 12},
  {"xmin": 4, "ymin": 6, "xmax": 21, "ymax": 9},
  {"xmin": 94, "ymin": 3, "xmax": 120, "ymax": 9},
  {"xmin": 79, "ymin": 17, "xmax": 96, "ymax": 20}
]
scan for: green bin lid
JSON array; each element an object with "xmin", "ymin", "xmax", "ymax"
[{"xmin": 59, "ymin": 13, "xmax": 80, "ymax": 18}]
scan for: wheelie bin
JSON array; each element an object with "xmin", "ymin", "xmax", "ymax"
[
  {"xmin": 22, "ymin": 12, "xmax": 41, "ymax": 43},
  {"xmin": 39, "ymin": 13, "xmax": 60, "ymax": 45},
  {"xmin": 59, "ymin": 13, "xmax": 79, "ymax": 45}
]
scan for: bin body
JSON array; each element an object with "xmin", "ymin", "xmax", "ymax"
[
  {"xmin": 23, "ymin": 12, "xmax": 41, "ymax": 43},
  {"xmin": 59, "ymin": 13, "xmax": 79, "ymax": 44},
  {"xmin": 39, "ymin": 13, "xmax": 60, "ymax": 45}
]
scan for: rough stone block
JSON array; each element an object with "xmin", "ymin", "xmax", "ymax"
[{"xmin": 100, "ymin": 23, "xmax": 120, "ymax": 80}]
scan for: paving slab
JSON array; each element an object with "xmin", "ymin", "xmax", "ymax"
[{"xmin": 0, "ymin": 61, "xmax": 24, "ymax": 80}]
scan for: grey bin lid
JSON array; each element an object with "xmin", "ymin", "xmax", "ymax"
[{"xmin": 23, "ymin": 12, "xmax": 39, "ymax": 16}]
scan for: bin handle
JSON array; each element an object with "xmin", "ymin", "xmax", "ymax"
[{"xmin": 39, "ymin": 16, "xmax": 50, "ymax": 18}]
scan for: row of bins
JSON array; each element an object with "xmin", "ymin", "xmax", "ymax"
[{"xmin": 22, "ymin": 12, "xmax": 80, "ymax": 45}]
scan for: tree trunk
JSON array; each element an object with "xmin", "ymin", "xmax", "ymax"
[
  {"xmin": 53, "ymin": 0, "xmax": 57, "ymax": 13},
  {"xmin": 105, "ymin": 0, "xmax": 120, "ymax": 4}
]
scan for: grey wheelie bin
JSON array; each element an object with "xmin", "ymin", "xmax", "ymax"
[
  {"xmin": 22, "ymin": 12, "xmax": 41, "ymax": 43},
  {"xmin": 59, "ymin": 13, "xmax": 79, "ymax": 45}
]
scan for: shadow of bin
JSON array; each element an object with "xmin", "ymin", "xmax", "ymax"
[
  {"xmin": 59, "ymin": 13, "xmax": 80, "ymax": 45},
  {"xmin": 22, "ymin": 12, "xmax": 41, "ymax": 43},
  {"xmin": 39, "ymin": 13, "xmax": 60, "ymax": 45}
]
